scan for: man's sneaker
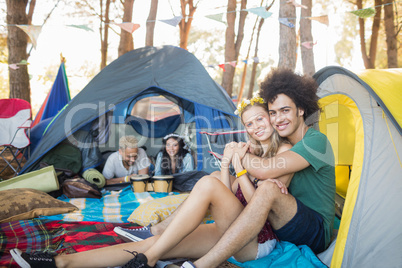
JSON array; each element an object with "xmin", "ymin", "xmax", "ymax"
[
  {"xmin": 122, "ymin": 251, "xmax": 153, "ymax": 268},
  {"xmin": 181, "ymin": 261, "xmax": 196, "ymax": 268},
  {"xmin": 10, "ymin": 248, "xmax": 56, "ymax": 268},
  {"xmin": 114, "ymin": 225, "xmax": 153, "ymax": 242}
]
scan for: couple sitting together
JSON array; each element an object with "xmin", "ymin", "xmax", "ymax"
[
  {"xmin": 102, "ymin": 133, "xmax": 195, "ymax": 185},
  {"xmin": 11, "ymin": 68, "xmax": 335, "ymax": 268}
]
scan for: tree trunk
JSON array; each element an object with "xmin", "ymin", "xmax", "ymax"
[
  {"xmin": 146, "ymin": 0, "xmax": 158, "ymax": 47},
  {"xmin": 300, "ymin": 0, "xmax": 315, "ymax": 76},
  {"xmin": 179, "ymin": 0, "xmax": 196, "ymax": 50},
  {"xmin": 247, "ymin": 17, "xmax": 265, "ymax": 99},
  {"xmin": 27, "ymin": 0, "xmax": 35, "ymax": 25},
  {"xmin": 6, "ymin": 0, "xmax": 31, "ymax": 103},
  {"xmin": 222, "ymin": 0, "xmax": 247, "ymax": 97},
  {"xmin": 100, "ymin": 0, "xmax": 111, "ymax": 70},
  {"xmin": 278, "ymin": 0, "xmax": 296, "ymax": 70},
  {"xmin": 238, "ymin": 14, "xmax": 259, "ymax": 102},
  {"xmin": 383, "ymin": 0, "xmax": 398, "ymax": 68},
  {"xmin": 118, "ymin": 0, "xmax": 135, "ymax": 57},
  {"xmin": 358, "ymin": 0, "xmax": 382, "ymax": 69}
]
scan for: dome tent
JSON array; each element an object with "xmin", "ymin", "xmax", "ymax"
[
  {"xmin": 22, "ymin": 46, "xmax": 243, "ymax": 175},
  {"xmin": 314, "ymin": 66, "xmax": 402, "ymax": 267}
]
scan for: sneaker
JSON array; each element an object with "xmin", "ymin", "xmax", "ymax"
[
  {"xmin": 122, "ymin": 251, "xmax": 153, "ymax": 268},
  {"xmin": 114, "ymin": 225, "xmax": 153, "ymax": 242},
  {"xmin": 181, "ymin": 261, "xmax": 196, "ymax": 268},
  {"xmin": 10, "ymin": 248, "xmax": 56, "ymax": 268}
]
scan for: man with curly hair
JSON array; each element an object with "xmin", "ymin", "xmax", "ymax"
[{"xmin": 190, "ymin": 68, "xmax": 336, "ymax": 267}]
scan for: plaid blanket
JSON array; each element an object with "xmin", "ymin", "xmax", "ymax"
[
  {"xmin": 0, "ymin": 219, "xmax": 139, "ymax": 268},
  {"xmin": 0, "ymin": 219, "xmax": 63, "ymax": 268},
  {"xmin": 41, "ymin": 186, "xmax": 175, "ymax": 222}
]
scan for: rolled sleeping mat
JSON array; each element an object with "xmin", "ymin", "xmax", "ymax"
[{"xmin": 82, "ymin": 168, "xmax": 106, "ymax": 188}]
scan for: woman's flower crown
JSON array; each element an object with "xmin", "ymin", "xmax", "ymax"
[{"xmin": 234, "ymin": 96, "xmax": 266, "ymax": 116}]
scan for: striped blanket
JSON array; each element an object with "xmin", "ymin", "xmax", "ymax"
[{"xmin": 42, "ymin": 186, "xmax": 175, "ymax": 222}]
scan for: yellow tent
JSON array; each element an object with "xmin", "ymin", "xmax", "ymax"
[{"xmin": 314, "ymin": 67, "xmax": 402, "ymax": 267}]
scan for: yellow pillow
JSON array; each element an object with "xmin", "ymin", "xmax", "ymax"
[{"xmin": 128, "ymin": 194, "xmax": 213, "ymax": 226}]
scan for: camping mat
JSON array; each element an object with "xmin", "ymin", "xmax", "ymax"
[
  {"xmin": 0, "ymin": 219, "xmax": 64, "ymax": 268},
  {"xmin": 40, "ymin": 186, "xmax": 177, "ymax": 223},
  {"xmin": 228, "ymin": 241, "xmax": 326, "ymax": 268}
]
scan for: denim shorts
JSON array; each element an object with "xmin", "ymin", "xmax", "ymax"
[{"xmin": 273, "ymin": 198, "xmax": 325, "ymax": 253}]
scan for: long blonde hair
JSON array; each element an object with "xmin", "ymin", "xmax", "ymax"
[{"xmin": 240, "ymin": 102, "xmax": 285, "ymax": 158}]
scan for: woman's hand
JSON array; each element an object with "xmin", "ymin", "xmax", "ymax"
[
  {"xmin": 221, "ymin": 142, "xmax": 238, "ymax": 168},
  {"xmin": 231, "ymin": 141, "xmax": 251, "ymax": 162}
]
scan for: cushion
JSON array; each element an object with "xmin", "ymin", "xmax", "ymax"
[
  {"xmin": 0, "ymin": 188, "xmax": 78, "ymax": 223},
  {"xmin": 128, "ymin": 194, "xmax": 213, "ymax": 226}
]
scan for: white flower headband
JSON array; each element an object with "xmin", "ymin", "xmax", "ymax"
[
  {"xmin": 234, "ymin": 96, "xmax": 266, "ymax": 116},
  {"xmin": 163, "ymin": 133, "xmax": 191, "ymax": 150}
]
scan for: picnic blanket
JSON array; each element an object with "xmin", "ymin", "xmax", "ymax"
[
  {"xmin": 1, "ymin": 219, "xmax": 326, "ymax": 268},
  {"xmin": 0, "ymin": 219, "xmax": 63, "ymax": 268},
  {"xmin": 41, "ymin": 186, "xmax": 176, "ymax": 223},
  {"xmin": 0, "ymin": 219, "xmax": 138, "ymax": 268}
]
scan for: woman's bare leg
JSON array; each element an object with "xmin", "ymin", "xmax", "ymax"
[
  {"xmin": 151, "ymin": 172, "xmax": 236, "ymax": 236},
  {"xmin": 55, "ymin": 237, "xmax": 157, "ymax": 268},
  {"xmin": 143, "ymin": 175, "xmax": 245, "ymax": 266},
  {"xmin": 54, "ymin": 176, "xmax": 245, "ymax": 268}
]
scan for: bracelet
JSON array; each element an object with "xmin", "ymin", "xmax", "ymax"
[
  {"xmin": 124, "ymin": 176, "xmax": 130, "ymax": 183},
  {"xmin": 254, "ymin": 178, "xmax": 260, "ymax": 188},
  {"xmin": 236, "ymin": 169, "xmax": 247, "ymax": 178}
]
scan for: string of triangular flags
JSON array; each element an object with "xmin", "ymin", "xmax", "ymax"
[{"xmin": 4, "ymin": 1, "xmax": 398, "ymax": 70}]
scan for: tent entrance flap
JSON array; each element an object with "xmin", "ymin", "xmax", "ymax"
[
  {"xmin": 319, "ymin": 94, "xmax": 358, "ymax": 199},
  {"xmin": 318, "ymin": 93, "xmax": 365, "ymax": 268}
]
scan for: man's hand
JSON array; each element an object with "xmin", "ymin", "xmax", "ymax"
[{"xmin": 258, "ymin": 179, "xmax": 288, "ymax": 194}]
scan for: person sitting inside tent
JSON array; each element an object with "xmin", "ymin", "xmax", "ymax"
[
  {"xmin": 154, "ymin": 133, "xmax": 195, "ymax": 176},
  {"xmin": 102, "ymin": 136, "xmax": 150, "ymax": 185}
]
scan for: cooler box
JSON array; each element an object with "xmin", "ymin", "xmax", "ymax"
[{"xmin": 0, "ymin": 166, "xmax": 59, "ymax": 193}]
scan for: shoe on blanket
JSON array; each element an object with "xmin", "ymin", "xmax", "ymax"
[
  {"xmin": 181, "ymin": 261, "xmax": 197, "ymax": 268},
  {"xmin": 114, "ymin": 225, "xmax": 153, "ymax": 242},
  {"xmin": 122, "ymin": 251, "xmax": 154, "ymax": 268},
  {"xmin": 10, "ymin": 248, "xmax": 56, "ymax": 268}
]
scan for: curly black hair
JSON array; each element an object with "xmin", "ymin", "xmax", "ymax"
[{"xmin": 259, "ymin": 68, "xmax": 320, "ymax": 120}]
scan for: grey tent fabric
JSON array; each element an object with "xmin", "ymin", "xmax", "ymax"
[
  {"xmin": 22, "ymin": 46, "xmax": 240, "ymax": 174},
  {"xmin": 314, "ymin": 66, "xmax": 402, "ymax": 268}
]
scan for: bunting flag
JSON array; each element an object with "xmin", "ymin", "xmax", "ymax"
[
  {"xmin": 301, "ymin": 41, "xmax": 317, "ymax": 49},
  {"xmin": 8, "ymin": 64, "xmax": 19, "ymax": 70},
  {"xmin": 159, "ymin": 15, "xmax": 183, "ymax": 27},
  {"xmin": 8, "ymin": 60, "xmax": 29, "ymax": 70},
  {"xmin": 278, "ymin": 18, "xmax": 295, "ymax": 28},
  {"xmin": 16, "ymin": 25, "xmax": 42, "ymax": 49},
  {"xmin": 308, "ymin": 15, "xmax": 329, "ymax": 26},
  {"xmin": 67, "ymin": 24, "xmax": 94, "ymax": 32},
  {"xmin": 114, "ymin": 22, "xmax": 141, "ymax": 33},
  {"xmin": 229, "ymin": 61, "xmax": 237, "ymax": 67},
  {"xmin": 218, "ymin": 64, "xmax": 226, "ymax": 72},
  {"xmin": 252, "ymin": 57, "xmax": 259, "ymax": 63},
  {"xmin": 205, "ymin": 13, "xmax": 226, "ymax": 25},
  {"xmin": 242, "ymin": 59, "xmax": 248, "ymax": 64},
  {"xmin": 287, "ymin": 0, "xmax": 308, "ymax": 9},
  {"xmin": 245, "ymin": 7, "xmax": 273, "ymax": 19},
  {"xmin": 350, "ymin": 7, "xmax": 376, "ymax": 18}
]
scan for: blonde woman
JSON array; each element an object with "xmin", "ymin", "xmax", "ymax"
[{"xmin": 11, "ymin": 97, "xmax": 292, "ymax": 268}]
